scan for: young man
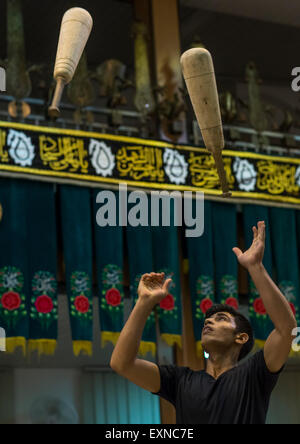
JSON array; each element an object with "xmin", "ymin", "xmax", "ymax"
[{"xmin": 110, "ymin": 221, "xmax": 297, "ymax": 424}]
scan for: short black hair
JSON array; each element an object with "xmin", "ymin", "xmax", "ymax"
[{"xmin": 204, "ymin": 304, "xmax": 254, "ymax": 361}]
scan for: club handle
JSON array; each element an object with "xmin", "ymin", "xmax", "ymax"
[
  {"xmin": 48, "ymin": 77, "xmax": 66, "ymax": 118},
  {"xmin": 212, "ymin": 149, "xmax": 232, "ymax": 198}
]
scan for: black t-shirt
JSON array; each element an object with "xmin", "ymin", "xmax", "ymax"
[{"xmin": 152, "ymin": 350, "xmax": 284, "ymax": 424}]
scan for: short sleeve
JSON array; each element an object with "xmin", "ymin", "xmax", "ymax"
[
  {"xmin": 151, "ymin": 365, "xmax": 188, "ymax": 406},
  {"xmin": 248, "ymin": 350, "xmax": 285, "ymax": 395}
]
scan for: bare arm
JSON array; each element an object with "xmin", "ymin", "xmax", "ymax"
[
  {"xmin": 110, "ymin": 272, "xmax": 172, "ymax": 393},
  {"xmin": 233, "ymin": 221, "xmax": 297, "ymax": 372}
]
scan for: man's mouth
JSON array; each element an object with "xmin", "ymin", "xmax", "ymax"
[{"xmin": 202, "ymin": 326, "xmax": 213, "ymax": 335}]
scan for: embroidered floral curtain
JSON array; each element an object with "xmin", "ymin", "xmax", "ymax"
[
  {"xmin": 2, "ymin": 177, "xmax": 300, "ymax": 359},
  {"xmin": 242, "ymin": 205, "xmax": 274, "ymax": 344},
  {"xmin": 60, "ymin": 185, "xmax": 93, "ymax": 357},
  {"xmin": 126, "ymin": 196, "xmax": 156, "ymax": 357},
  {"xmin": 0, "ymin": 178, "xmax": 30, "ymax": 354},
  {"xmin": 212, "ymin": 202, "xmax": 238, "ymax": 308},
  {"xmin": 269, "ymin": 208, "xmax": 300, "ymax": 355},
  {"xmin": 93, "ymin": 189, "xmax": 125, "ymax": 350},
  {"xmin": 187, "ymin": 200, "xmax": 215, "ymax": 356},
  {"xmin": 27, "ymin": 181, "xmax": 58, "ymax": 356},
  {"xmin": 151, "ymin": 197, "xmax": 182, "ymax": 349}
]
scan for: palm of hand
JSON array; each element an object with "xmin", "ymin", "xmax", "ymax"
[
  {"xmin": 233, "ymin": 221, "xmax": 265, "ymax": 269},
  {"xmin": 239, "ymin": 238, "xmax": 264, "ymax": 267},
  {"xmin": 138, "ymin": 273, "xmax": 171, "ymax": 303}
]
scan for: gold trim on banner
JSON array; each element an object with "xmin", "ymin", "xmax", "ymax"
[
  {"xmin": 2, "ymin": 163, "xmax": 300, "ymax": 204},
  {"xmin": 101, "ymin": 331, "xmax": 120, "ymax": 348},
  {"xmin": 0, "ymin": 120, "xmax": 184, "ymax": 150},
  {"xmin": 27, "ymin": 339, "xmax": 57, "ymax": 357},
  {"xmin": 196, "ymin": 341, "xmax": 204, "ymax": 358},
  {"xmin": 1, "ymin": 120, "xmax": 300, "ymax": 206},
  {"xmin": 73, "ymin": 340, "xmax": 93, "ymax": 357},
  {"xmin": 3, "ymin": 120, "xmax": 300, "ymax": 161},
  {"xmin": 161, "ymin": 333, "xmax": 182, "ymax": 348},
  {"xmin": 138, "ymin": 341, "xmax": 156, "ymax": 357},
  {"xmin": 5, "ymin": 337, "xmax": 26, "ymax": 355}
]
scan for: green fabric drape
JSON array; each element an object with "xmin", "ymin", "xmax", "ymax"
[
  {"xmin": 0, "ymin": 178, "xmax": 30, "ymax": 354},
  {"xmin": 27, "ymin": 181, "xmax": 58, "ymax": 356},
  {"xmin": 93, "ymin": 189, "xmax": 125, "ymax": 349},
  {"xmin": 151, "ymin": 197, "xmax": 182, "ymax": 348},
  {"xmin": 212, "ymin": 202, "xmax": 238, "ymax": 307},
  {"xmin": 187, "ymin": 200, "xmax": 215, "ymax": 356},
  {"xmin": 126, "ymin": 196, "xmax": 156, "ymax": 357},
  {"xmin": 82, "ymin": 372, "xmax": 161, "ymax": 424},
  {"xmin": 269, "ymin": 208, "xmax": 300, "ymax": 354},
  {"xmin": 60, "ymin": 185, "xmax": 93, "ymax": 356},
  {"xmin": 242, "ymin": 205, "xmax": 273, "ymax": 343}
]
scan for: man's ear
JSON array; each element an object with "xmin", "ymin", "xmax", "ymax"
[{"xmin": 235, "ymin": 332, "xmax": 249, "ymax": 345}]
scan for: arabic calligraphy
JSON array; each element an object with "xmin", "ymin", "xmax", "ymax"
[
  {"xmin": 0, "ymin": 130, "xmax": 8, "ymax": 163},
  {"xmin": 39, "ymin": 135, "xmax": 88, "ymax": 173},
  {"xmin": 116, "ymin": 145, "xmax": 165, "ymax": 182},
  {"xmin": 256, "ymin": 161, "xmax": 299, "ymax": 195},
  {"xmin": 189, "ymin": 153, "xmax": 234, "ymax": 189}
]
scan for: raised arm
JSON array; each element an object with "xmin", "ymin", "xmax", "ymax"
[
  {"xmin": 233, "ymin": 221, "xmax": 297, "ymax": 372},
  {"xmin": 110, "ymin": 272, "xmax": 172, "ymax": 392}
]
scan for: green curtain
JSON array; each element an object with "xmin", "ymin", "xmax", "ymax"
[
  {"xmin": 269, "ymin": 208, "xmax": 300, "ymax": 355},
  {"xmin": 0, "ymin": 178, "xmax": 30, "ymax": 354},
  {"xmin": 187, "ymin": 200, "xmax": 215, "ymax": 356},
  {"xmin": 93, "ymin": 188, "xmax": 125, "ymax": 350},
  {"xmin": 242, "ymin": 205, "xmax": 273, "ymax": 344},
  {"xmin": 151, "ymin": 196, "xmax": 182, "ymax": 348},
  {"xmin": 126, "ymin": 195, "xmax": 156, "ymax": 357},
  {"xmin": 212, "ymin": 202, "xmax": 238, "ymax": 307},
  {"xmin": 60, "ymin": 185, "xmax": 93, "ymax": 356},
  {"xmin": 27, "ymin": 181, "xmax": 58, "ymax": 356},
  {"xmin": 82, "ymin": 372, "xmax": 161, "ymax": 424}
]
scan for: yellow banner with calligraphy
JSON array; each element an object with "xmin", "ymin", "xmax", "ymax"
[{"xmin": 0, "ymin": 120, "xmax": 300, "ymax": 205}]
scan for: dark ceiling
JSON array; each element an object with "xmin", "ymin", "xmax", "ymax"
[
  {"xmin": 179, "ymin": 6, "xmax": 300, "ymax": 85},
  {"xmin": 0, "ymin": 0, "xmax": 135, "ymax": 69},
  {"xmin": 0, "ymin": 0, "xmax": 300, "ymax": 89},
  {"xmin": 180, "ymin": 0, "xmax": 300, "ymax": 28}
]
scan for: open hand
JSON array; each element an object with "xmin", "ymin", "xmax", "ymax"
[
  {"xmin": 138, "ymin": 272, "xmax": 172, "ymax": 306},
  {"xmin": 232, "ymin": 221, "xmax": 265, "ymax": 269}
]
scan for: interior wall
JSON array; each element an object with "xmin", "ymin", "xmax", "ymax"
[
  {"xmin": 0, "ymin": 369, "xmax": 14, "ymax": 424},
  {"xmin": 267, "ymin": 368, "xmax": 300, "ymax": 424},
  {"xmin": 2, "ymin": 362, "xmax": 300, "ymax": 424},
  {"xmin": 13, "ymin": 369, "xmax": 82, "ymax": 424}
]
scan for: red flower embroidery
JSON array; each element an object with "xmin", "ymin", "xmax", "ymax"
[
  {"xmin": 289, "ymin": 303, "xmax": 296, "ymax": 316},
  {"xmin": 105, "ymin": 288, "xmax": 121, "ymax": 307},
  {"xmin": 225, "ymin": 297, "xmax": 239, "ymax": 310},
  {"xmin": 253, "ymin": 297, "xmax": 266, "ymax": 315},
  {"xmin": 35, "ymin": 295, "xmax": 53, "ymax": 314},
  {"xmin": 74, "ymin": 295, "xmax": 90, "ymax": 313},
  {"xmin": 1, "ymin": 291, "xmax": 21, "ymax": 311},
  {"xmin": 200, "ymin": 298, "xmax": 213, "ymax": 314},
  {"xmin": 160, "ymin": 294, "xmax": 175, "ymax": 311}
]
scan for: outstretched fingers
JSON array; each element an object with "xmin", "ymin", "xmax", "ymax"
[
  {"xmin": 252, "ymin": 226, "xmax": 258, "ymax": 241},
  {"xmin": 232, "ymin": 247, "xmax": 243, "ymax": 258},
  {"xmin": 257, "ymin": 221, "xmax": 266, "ymax": 242},
  {"xmin": 142, "ymin": 272, "xmax": 165, "ymax": 289},
  {"xmin": 162, "ymin": 278, "xmax": 172, "ymax": 293}
]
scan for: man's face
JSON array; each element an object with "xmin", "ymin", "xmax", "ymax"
[{"xmin": 201, "ymin": 311, "xmax": 239, "ymax": 352}]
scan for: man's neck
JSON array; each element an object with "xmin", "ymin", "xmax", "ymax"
[{"xmin": 205, "ymin": 351, "xmax": 238, "ymax": 380}]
